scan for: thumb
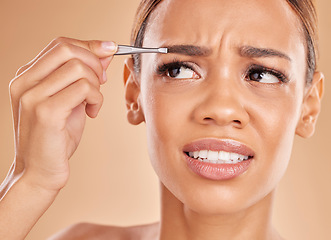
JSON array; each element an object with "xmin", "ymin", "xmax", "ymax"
[{"xmin": 86, "ymin": 40, "xmax": 118, "ymax": 58}]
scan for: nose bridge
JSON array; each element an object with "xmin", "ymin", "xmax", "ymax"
[
  {"xmin": 193, "ymin": 66, "xmax": 249, "ymax": 127},
  {"xmin": 214, "ymin": 66, "xmax": 243, "ymax": 102}
]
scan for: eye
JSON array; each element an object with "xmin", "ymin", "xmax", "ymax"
[
  {"xmin": 167, "ymin": 66, "xmax": 197, "ymax": 79},
  {"xmin": 246, "ymin": 65, "xmax": 288, "ymax": 84},
  {"xmin": 248, "ymin": 71, "xmax": 279, "ymax": 83},
  {"xmin": 157, "ymin": 61, "xmax": 200, "ymax": 80}
]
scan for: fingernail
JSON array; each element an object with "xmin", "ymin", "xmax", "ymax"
[
  {"xmin": 101, "ymin": 41, "xmax": 117, "ymax": 53},
  {"xmin": 103, "ymin": 70, "xmax": 108, "ymax": 83}
]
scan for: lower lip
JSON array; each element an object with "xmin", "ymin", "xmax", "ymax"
[{"xmin": 184, "ymin": 154, "xmax": 252, "ymax": 181}]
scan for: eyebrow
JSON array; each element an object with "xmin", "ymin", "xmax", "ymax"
[
  {"xmin": 163, "ymin": 44, "xmax": 291, "ymax": 62},
  {"xmin": 165, "ymin": 44, "xmax": 212, "ymax": 56},
  {"xmin": 239, "ymin": 45, "xmax": 292, "ymax": 61}
]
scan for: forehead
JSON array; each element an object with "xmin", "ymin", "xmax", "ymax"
[{"xmin": 143, "ymin": 0, "xmax": 304, "ymax": 57}]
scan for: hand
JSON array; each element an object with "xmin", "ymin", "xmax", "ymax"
[{"xmin": 9, "ymin": 37, "xmax": 118, "ymax": 192}]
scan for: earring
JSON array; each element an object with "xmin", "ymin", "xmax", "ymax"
[
  {"xmin": 305, "ymin": 115, "xmax": 314, "ymax": 124},
  {"xmin": 130, "ymin": 102, "xmax": 139, "ymax": 111}
]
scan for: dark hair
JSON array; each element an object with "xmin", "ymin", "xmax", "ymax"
[
  {"xmin": 131, "ymin": 0, "xmax": 318, "ymax": 84},
  {"xmin": 131, "ymin": 0, "xmax": 162, "ymax": 74}
]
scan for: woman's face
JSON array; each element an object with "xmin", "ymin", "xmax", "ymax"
[{"xmin": 135, "ymin": 0, "xmax": 308, "ymax": 213}]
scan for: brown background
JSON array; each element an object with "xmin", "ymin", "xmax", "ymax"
[{"xmin": 0, "ymin": 0, "xmax": 330, "ymax": 239}]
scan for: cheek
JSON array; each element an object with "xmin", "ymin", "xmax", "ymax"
[
  {"xmin": 141, "ymin": 86, "xmax": 185, "ymax": 172},
  {"xmin": 140, "ymin": 79, "xmax": 200, "ymax": 197},
  {"xmin": 248, "ymin": 85, "xmax": 303, "ymax": 192}
]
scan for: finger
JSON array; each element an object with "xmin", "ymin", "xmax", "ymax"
[
  {"xmin": 26, "ymin": 79, "xmax": 104, "ymax": 128},
  {"xmin": 16, "ymin": 37, "xmax": 117, "ymax": 76},
  {"xmin": 55, "ymin": 37, "xmax": 118, "ymax": 59},
  {"xmin": 99, "ymin": 56, "xmax": 114, "ymax": 82},
  {"xmin": 100, "ymin": 56, "xmax": 114, "ymax": 70},
  {"xmin": 10, "ymin": 43, "xmax": 109, "ymax": 136},
  {"xmin": 48, "ymin": 78, "xmax": 104, "ymax": 119},
  {"xmin": 9, "ymin": 43, "xmax": 103, "ymax": 131},
  {"xmin": 18, "ymin": 42, "xmax": 105, "ymax": 85},
  {"xmin": 29, "ymin": 58, "xmax": 101, "ymax": 99}
]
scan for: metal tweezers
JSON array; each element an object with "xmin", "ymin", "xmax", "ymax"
[{"xmin": 115, "ymin": 45, "xmax": 168, "ymax": 55}]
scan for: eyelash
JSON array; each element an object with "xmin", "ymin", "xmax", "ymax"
[
  {"xmin": 156, "ymin": 60, "xmax": 289, "ymax": 83},
  {"xmin": 245, "ymin": 64, "xmax": 289, "ymax": 83},
  {"xmin": 156, "ymin": 60, "xmax": 198, "ymax": 78}
]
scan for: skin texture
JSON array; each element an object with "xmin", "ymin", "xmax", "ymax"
[{"xmin": 0, "ymin": 0, "xmax": 324, "ymax": 239}]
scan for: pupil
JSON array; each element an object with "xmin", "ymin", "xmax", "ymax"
[
  {"xmin": 169, "ymin": 67, "xmax": 181, "ymax": 77},
  {"xmin": 251, "ymin": 71, "xmax": 263, "ymax": 81}
]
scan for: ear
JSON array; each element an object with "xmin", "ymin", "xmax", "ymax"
[
  {"xmin": 295, "ymin": 71, "xmax": 324, "ymax": 138},
  {"xmin": 123, "ymin": 58, "xmax": 145, "ymax": 125}
]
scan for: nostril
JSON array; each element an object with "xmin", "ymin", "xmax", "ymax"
[
  {"xmin": 203, "ymin": 117, "xmax": 215, "ymax": 123},
  {"xmin": 233, "ymin": 120, "xmax": 241, "ymax": 123}
]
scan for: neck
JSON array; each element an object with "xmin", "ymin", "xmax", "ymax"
[{"xmin": 158, "ymin": 183, "xmax": 282, "ymax": 240}]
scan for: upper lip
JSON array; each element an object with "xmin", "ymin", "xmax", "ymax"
[{"xmin": 182, "ymin": 138, "xmax": 255, "ymax": 157}]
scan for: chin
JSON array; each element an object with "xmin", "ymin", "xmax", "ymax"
[
  {"xmin": 160, "ymin": 168, "xmax": 274, "ymax": 216},
  {"xmin": 182, "ymin": 185, "xmax": 270, "ymax": 215}
]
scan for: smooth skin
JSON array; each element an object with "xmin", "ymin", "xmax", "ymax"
[{"xmin": 0, "ymin": 0, "xmax": 324, "ymax": 239}]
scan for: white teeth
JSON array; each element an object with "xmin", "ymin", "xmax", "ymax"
[
  {"xmin": 230, "ymin": 153, "xmax": 239, "ymax": 161},
  {"xmin": 219, "ymin": 151, "xmax": 226, "ymax": 161},
  {"xmin": 222, "ymin": 152, "xmax": 231, "ymax": 161},
  {"xmin": 187, "ymin": 150, "xmax": 250, "ymax": 164},
  {"xmin": 207, "ymin": 151, "xmax": 219, "ymax": 161},
  {"xmin": 199, "ymin": 150, "xmax": 208, "ymax": 159}
]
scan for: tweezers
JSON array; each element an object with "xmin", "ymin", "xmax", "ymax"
[{"xmin": 115, "ymin": 45, "xmax": 168, "ymax": 55}]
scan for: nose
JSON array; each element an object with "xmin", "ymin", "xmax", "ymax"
[{"xmin": 192, "ymin": 74, "xmax": 249, "ymax": 129}]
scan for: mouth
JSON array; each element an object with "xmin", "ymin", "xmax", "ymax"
[
  {"xmin": 184, "ymin": 150, "xmax": 253, "ymax": 164},
  {"xmin": 182, "ymin": 138, "xmax": 255, "ymax": 180}
]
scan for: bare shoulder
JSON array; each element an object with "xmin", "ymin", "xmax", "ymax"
[{"xmin": 48, "ymin": 222, "xmax": 160, "ymax": 240}]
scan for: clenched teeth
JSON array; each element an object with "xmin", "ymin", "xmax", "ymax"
[{"xmin": 187, "ymin": 150, "xmax": 250, "ymax": 164}]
